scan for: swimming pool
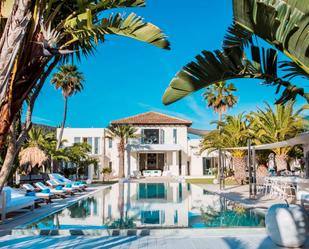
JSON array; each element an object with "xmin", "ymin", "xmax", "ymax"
[{"xmin": 20, "ymin": 182, "xmax": 265, "ymax": 230}]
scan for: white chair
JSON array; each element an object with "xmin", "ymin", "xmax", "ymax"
[
  {"xmin": 22, "ymin": 184, "xmax": 54, "ymax": 203},
  {"xmin": 46, "ymin": 180, "xmax": 75, "ymax": 195},
  {"xmin": 34, "ymin": 182, "xmax": 67, "ymax": 198},
  {"xmin": 297, "ymin": 182, "xmax": 309, "ymax": 206},
  {"xmin": 49, "ymin": 174, "xmax": 86, "ymax": 190},
  {"xmin": 0, "ymin": 187, "xmax": 36, "ymax": 221}
]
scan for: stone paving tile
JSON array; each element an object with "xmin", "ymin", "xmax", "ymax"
[{"xmin": 0, "ymin": 234, "xmax": 308, "ymax": 249}]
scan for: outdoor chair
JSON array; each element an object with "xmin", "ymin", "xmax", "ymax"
[
  {"xmin": 49, "ymin": 174, "xmax": 87, "ymax": 191},
  {"xmin": 34, "ymin": 182, "xmax": 67, "ymax": 199},
  {"xmin": 46, "ymin": 180, "xmax": 75, "ymax": 195},
  {"xmin": 49, "ymin": 178, "xmax": 82, "ymax": 192},
  {"xmin": 296, "ymin": 182, "xmax": 309, "ymax": 206},
  {"xmin": 22, "ymin": 184, "xmax": 54, "ymax": 203}
]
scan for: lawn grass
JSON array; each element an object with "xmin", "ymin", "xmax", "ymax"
[{"xmin": 186, "ymin": 178, "xmax": 238, "ymax": 185}]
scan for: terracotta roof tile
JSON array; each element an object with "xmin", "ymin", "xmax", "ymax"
[{"xmin": 111, "ymin": 112, "xmax": 192, "ymax": 126}]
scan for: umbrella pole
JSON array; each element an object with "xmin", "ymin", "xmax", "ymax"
[
  {"xmin": 252, "ymin": 147, "xmax": 257, "ymax": 198},
  {"xmin": 247, "ymin": 139, "xmax": 252, "ymax": 198}
]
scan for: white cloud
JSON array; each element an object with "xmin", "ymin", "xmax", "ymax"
[{"xmin": 32, "ymin": 116, "xmax": 57, "ymax": 126}]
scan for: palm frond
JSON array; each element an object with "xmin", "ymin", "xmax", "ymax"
[
  {"xmin": 280, "ymin": 61, "xmax": 309, "ymax": 81},
  {"xmin": 99, "ymin": 13, "xmax": 170, "ymax": 50},
  {"xmin": 223, "ymin": 22, "xmax": 253, "ymax": 49},
  {"xmin": 233, "ymin": 0, "xmax": 309, "ymax": 74}
]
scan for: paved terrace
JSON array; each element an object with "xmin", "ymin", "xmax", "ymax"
[
  {"xmin": 0, "ymin": 228, "xmax": 309, "ymax": 248},
  {"xmin": 196, "ymin": 184, "xmax": 289, "ymax": 212}
]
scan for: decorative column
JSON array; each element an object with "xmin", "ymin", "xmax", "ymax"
[
  {"xmin": 172, "ymin": 151, "xmax": 177, "ymax": 175},
  {"xmin": 247, "ymin": 139, "xmax": 253, "ymax": 198},
  {"xmin": 303, "ymin": 144, "xmax": 309, "ymax": 179}
]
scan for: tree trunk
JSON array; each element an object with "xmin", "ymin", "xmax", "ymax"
[
  {"xmin": 233, "ymin": 156, "xmax": 246, "ymax": 184},
  {"xmin": 217, "ymin": 112, "xmax": 223, "ymax": 181},
  {"xmin": 118, "ymin": 141, "xmax": 125, "ymax": 179},
  {"xmin": 76, "ymin": 166, "xmax": 79, "ymax": 180},
  {"xmin": 0, "ymin": 59, "xmax": 59, "ymax": 192},
  {"xmin": 0, "ymin": 130, "xmax": 16, "ymax": 192},
  {"xmin": 275, "ymin": 154, "xmax": 288, "ymax": 172},
  {"xmin": 51, "ymin": 159, "xmax": 54, "ymax": 174},
  {"xmin": 56, "ymin": 96, "xmax": 67, "ymax": 150},
  {"xmin": 0, "ymin": 0, "xmax": 32, "ymax": 102}
]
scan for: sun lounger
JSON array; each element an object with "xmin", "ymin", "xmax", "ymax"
[
  {"xmin": 49, "ymin": 174, "xmax": 87, "ymax": 191},
  {"xmin": 22, "ymin": 184, "xmax": 54, "ymax": 203},
  {"xmin": 34, "ymin": 182, "xmax": 67, "ymax": 199},
  {"xmin": 46, "ymin": 180, "xmax": 75, "ymax": 195},
  {"xmin": 50, "ymin": 178, "xmax": 82, "ymax": 192},
  {"xmin": 0, "ymin": 187, "xmax": 36, "ymax": 221}
]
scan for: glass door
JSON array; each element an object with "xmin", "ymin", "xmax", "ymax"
[{"xmin": 147, "ymin": 153, "xmax": 157, "ymax": 169}]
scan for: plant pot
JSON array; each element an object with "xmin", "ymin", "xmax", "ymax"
[{"xmin": 266, "ymin": 204, "xmax": 309, "ymax": 247}]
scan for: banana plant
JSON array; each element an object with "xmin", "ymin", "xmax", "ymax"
[
  {"xmin": 0, "ymin": 0, "xmax": 170, "ymax": 150},
  {"xmin": 162, "ymin": 0, "xmax": 309, "ymax": 106},
  {"xmin": 0, "ymin": 0, "xmax": 170, "ymax": 192}
]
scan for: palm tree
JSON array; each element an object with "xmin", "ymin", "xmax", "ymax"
[
  {"xmin": 202, "ymin": 113, "xmax": 250, "ymax": 184},
  {"xmin": 66, "ymin": 142, "xmax": 94, "ymax": 180},
  {"xmin": 41, "ymin": 132, "xmax": 69, "ymax": 172},
  {"xmin": 203, "ymin": 81, "xmax": 238, "ymax": 121},
  {"xmin": 19, "ymin": 128, "xmax": 48, "ymax": 174},
  {"xmin": 162, "ymin": 1, "xmax": 309, "ymax": 106},
  {"xmin": 51, "ymin": 64, "xmax": 84, "ymax": 150},
  {"xmin": 106, "ymin": 125, "xmax": 138, "ymax": 179},
  {"xmin": 250, "ymin": 101, "xmax": 308, "ymax": 172}
]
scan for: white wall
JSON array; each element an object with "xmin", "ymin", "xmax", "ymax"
[
  {"xmin": 58, "ymin": 126, "xmax": 226, "ymax": 179},
  {"xmin": 58, "ymin": 128, "xmax": 105, "ymax": 180}
]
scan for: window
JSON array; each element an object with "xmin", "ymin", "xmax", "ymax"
[
  {"xmin": 87, "ymin": 137, "xmax": 92, "ymax": 153},
  {"xmin": 108, "ymin": 161, "xmax": 112, "ymax": 170},
  {"xmin": 94, "ymin": 137, "xmax": 100, "ymax": 154},
  {"xmin": 108, "ymin": 138, "xmax": 112, "ymax": 148},
  {"xmin": 160, "ymin": 129, "xmax": 165, "ymax": 144},
  {"xmin": 203, "ymin": 157, "xmax": 218, "ymax": 175},
  {"xmin": 142, "ymin": 129, "xmax": 159, "ymax": 144},
  {"xmin": 74, "ymin": 137, "xmax": 81, "ymax": 143},
  {"xmin": 173, "ymin": 129, "xmax": 177, "ymax": 144}
]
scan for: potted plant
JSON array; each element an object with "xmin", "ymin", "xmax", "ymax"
[{"xmin": 102, "ymin": 167, "xmax": 112, "ymax": 182}]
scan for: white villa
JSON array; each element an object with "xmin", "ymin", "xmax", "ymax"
[{"xmin": 58, "ymin": 112, "xmax": 225, "ymax": 180}]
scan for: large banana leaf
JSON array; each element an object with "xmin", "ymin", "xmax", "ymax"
[
  {"xmin": 233, "ymin": 0, "xmax": 309, "ymax": 74},
  {"xmin": 163, "ymin": 46, "xmax": 267, "ymax": 104},
  {"xmin": 63, "ymin": 12, "xmax": 170, "ymax": 60},
  {"xmin": 162, "ymin": 45, "xmax": 309, "ymax": 105},
  {"xmin": 100, "ymin": 13, "xmax": 170, "ymax": 49}
]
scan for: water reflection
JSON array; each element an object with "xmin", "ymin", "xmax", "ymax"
[{"xmin": 24, "ymin": 182, "xmax": 264, "ymax": 229}]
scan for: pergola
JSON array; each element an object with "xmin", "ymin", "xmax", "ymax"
[{"xmin": 218, "ymin": 132, "xmax": 309, "ymax": 198}]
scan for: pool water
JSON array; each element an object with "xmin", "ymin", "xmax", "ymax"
[{"xmin": 22, "ymin": 182, "xmax": 265, "ymax": 230}]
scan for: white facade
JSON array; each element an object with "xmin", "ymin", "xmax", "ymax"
[
  {"xmin": 57, "ymin": 112, "xmax": 224, "ymax": 180},
  {"xmin": 57, "ymin": 128, "xmax": 105, "ymax": 179}
]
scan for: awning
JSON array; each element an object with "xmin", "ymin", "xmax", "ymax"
[
  {"xmin": 226, "ymin": 132, "xmax": 309, "ymax": 151},
  {"xmin": 127, "ymin": 144, "xmax": 184, "ymax": 152}
]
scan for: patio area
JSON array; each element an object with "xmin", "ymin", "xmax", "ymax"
[{"xmin": 0, "ymin": 228, "xmax": 308, "ymax": 249}]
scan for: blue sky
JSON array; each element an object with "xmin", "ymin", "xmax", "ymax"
[{"xmin": 30, "ymin": 0, "xmax": 309, "ymax": 129}]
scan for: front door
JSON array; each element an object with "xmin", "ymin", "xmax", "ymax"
[
  {"xmin": 147, "ymin": 153, "xmax": 157, "ymax": 169},
  {"xmin": 139, "ymin": 153, "xmax": 165, "ymax": 171}
]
